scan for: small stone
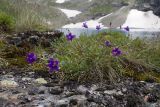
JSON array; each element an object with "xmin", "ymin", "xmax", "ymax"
[
  {"xmin": 146, "ymin": 94, "xmax": 158, "ymax": 103},
  {"xmin": 89, "ymin": 102, "xmax": 98, "ymax": 107},
  {"xmin": 105, "ymin": 85, "xmax": 115, "ymax": 90},
  {"xmin": 38, "ymin": 86, "xmax": 47, "ymax": 94},
  {"xmin": 77, "ymin": 85, "xmax": 88, "ymax": 94},
  {"xmin": 22, "ymin": 77, "xmax": 31, "ymax": 81},
  {"xmin": 126, "ymin": 93, "xmax": 144, "ymax": 107},
  {"xmin": 69, "ymin": 99, "xmax": 78, "ymax": 106},
  {"xmin": 28, "ymin": 87, "xmax": 39, "ymax": 95},
  {"xmin": 34, "ymin": 78, "xmax": 47, "ymax": 84},
  {"xmin": 29, "ymin": 35, "xmax": 39, "ymax": 45},
  {"xmin": 54, "ymin": 99, "xmax": 69, "ymax": 107},
  {"xmin": 0, "ymin": 80, "xmax": 18, "ymax": 88},
  {"xmin": 62, "ymin": 91, "xmax": 79, "ymax": 98},
  {"xmin": 104, "ymin": 89, "xmax": 123, "ymax": 95}
]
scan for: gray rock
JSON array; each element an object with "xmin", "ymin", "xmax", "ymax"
[
  {"xmin": 34, "ymin": 78, "xmax": 47, "ymax": 84},
  {"xmin": 54, "ymin": 99, "xmax": 69, "ymax": 107},
  {"xmin": 104, "ymin": 90, "xmax": 123, "ymax": 95},
  {"xmin": 28, "ymin": 87, "xmax": 39, "ymax": 95},
  {"xmin": 38, "ymin": 86, "xmax": 48, "ymax": 94},
  {"xmin": 77, "ymin": 85, "xmax": 89, "ymax": 94},
  {"xmin": 11, "ymin": 37, "xmax": 22, "ymax": 46},
  {"xmin": 29, "ymin": 35, "xmax": 39, "ymax": 45},
  {"xmin": 0, "ymin": 80, "xmax": 18, "ymax": 88}
]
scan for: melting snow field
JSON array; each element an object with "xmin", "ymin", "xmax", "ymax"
[
  {"xmin": 56, "ymin": 0, "xmax": 68, "ymax": 3},
  {"xmin": 56, "ymin": 0, "xmax": 92, "ymax": 3},
  {"xmin": 122, "ymin": 9, "xmax": 160, "ymax": 29},
  {"xmin": 63, "ymin": 13, "xmax": 112, "ymax": 28},
  {"xmin": 59, "ymin": 8, "xmax": 82, "ymax": 18}
]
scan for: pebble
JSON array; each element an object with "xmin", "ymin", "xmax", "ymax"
[
  {"xmin": 0, "ymin": 80, "xmax": 18, "ymax": 88},
  {"xmin": 34, "ymin": 78, "xmax": 47, "ymax": 84}
]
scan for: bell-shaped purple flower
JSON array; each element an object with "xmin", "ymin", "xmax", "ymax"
[
  {"xmin": 66, "ymin": 33, "xmax": 75, "ymax": 41},
  {"xmin": 96, "ymin": 25, "xmax": 101, "ymax": 30},
  {"xmin": 112, "ymin": 48, "xmax": 122, "ymax": 56},
  {"xmin": 82, "ymin": 22, "xmax": 88, "ymax": 28},
  {"xmin": 105, "ymin": 41, "xmax": 111, "ymax": 47},
  {"xmin": 26, "ymin": 52, "xmax": 37, "ymax": 64},
  {"xmin": 47, "ymin": 58, "xmax": 60, "ymax": 73},
  {"xmin": 124, "ymin": 26, "xmax": 129, "ymax": 32}
]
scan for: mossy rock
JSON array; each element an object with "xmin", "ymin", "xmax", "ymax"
[
  {"xmin": 124, "ymin": 69, "xmax": 160, "ymax": 83},
  {"xmin": 1, "ymin": 45, "xmax": 30, "ymax": 58},
  {"xmin": 8, "ymin": 56, "xmax": 27, "ymax": 68}
]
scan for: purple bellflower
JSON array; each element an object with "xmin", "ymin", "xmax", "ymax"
[
  {"xmin": 112, "ymin": 48, "xmax": 122, "ymax": 56},
  {"xmin": 105, "ymin": 41, "xmax": 111, "ymax": 47},
  {"xmin": 96, "ymin": 25, "xmax": 101, "ymax": 30},
  {"xmin": 66, "ymin": 33, "xmax": 75, "ymax": 41},
  {"xmin": 26, "ymin": 52, "xmax": 37, "ymax": 64},
  {"xmin": 82, "ymin": 22, "xmax": 88, "ymax": 28},
  {"xmin": 124, "ymin": 26, "xmax": 130, "ymax": 32},
  {"xmin": 47, "ymin": 58, "xmax": 60, "ymax": 73}
]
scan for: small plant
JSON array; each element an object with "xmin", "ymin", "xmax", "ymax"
[
  {"xmin": 0, "ymin": 11, "xmax": 15, "ymax": 32},
  {"xmin": 51, "ymin": 33, "xmax": 126, "ymax": 83}
]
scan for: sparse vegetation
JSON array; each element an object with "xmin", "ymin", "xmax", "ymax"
[
  {"xmin": 0, "ymin": 0, "xmax": 159, "ymax": 84},
  {"xmin": 0, "ymin": 0, "xmax": 69, "ymax": 33},
  {"xmin": 46, "ymin": 31, "xmax": 160, "ymax": 83}
]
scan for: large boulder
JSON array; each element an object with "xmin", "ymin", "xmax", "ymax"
[
  {"xmin": 135, "ymin": 0, "xmax": 160, "ymax": 17},
  {"xmin": 6, "ymin": 30, "xmax": 63, "ymax": 48}
]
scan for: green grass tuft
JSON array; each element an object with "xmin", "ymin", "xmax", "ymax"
[
  {"xmin": 0, "ymin": 11, "xmax": 15, "ymax": 33},
  {"xmin": 50, "ymin": 31, "xmax": 160, "ymax": 83}
]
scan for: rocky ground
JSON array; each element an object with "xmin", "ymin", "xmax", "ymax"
[
  {"xmin": 134, "ymin": 0, "xmax": 160, "ymax": 17},
  {"xmin": 0, "ymin": 68, "xmax": 160, "ymax": 107}
]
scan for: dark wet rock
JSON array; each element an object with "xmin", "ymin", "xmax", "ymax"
[
  {"xmin": 1, "ymin": 68, "xmax": 160, "ymax": 107},
  {"xmin": 0, "ymin": 87, "xmax": 6, "ymax": 92},
  {"xmin": 3, "ymin": 102, "xmax": 16, "ymax": 107},
  {"xmin": 145, "ymin": 78, "xmax": 156, "ymax": 83},
  {"xmin": 44, "ymin": 82, "xmax": 58, "ymax": 87},
  {"xmin": 7, "ymin": 30, "xmax": 63, "ymax": 48},
  {"xmin": 38, "ymin": 86, "xmax": 48, "ymax": 94},
  {"xmin": 18, "ymin": 95, "xmax": 32, "ymax": 104},
  {"xmin": 62, "ymin": 91, "xmax": 80, "ymax": 98},
  {"xmin": 11, "ymin": 90, "xmax": 20, "ymax": 94},
  {"xmin": 135, "ymin": 0, "xmax": 160, "ymax": 17},
  {"xmin": 147, "ymin": 94, "xmax": 158, "ymax": 103},
  {"xmin": 62, "ymin": 80, "xmax": 78, "ymax": 90},
  {"xmin": 95, "ymin": 87, "xmax": 106, "ymax": 92},
  {"xmin": 126, "ymin": 93, "xmax": 145, "ymax": 107},
  {"xmin": 9, "ymin": 37, "xmax": 22, "ymax": 46},
  {"xmin": 28, "ymin": 87, "xmax": 39, "ymax": 95},
  {"xmin": 0, "ymin": 98, "xmax": 8, "ymax": 107},
  {"xmin": 28, "ymin": 35, "xmax": 39, "ymax": 45},
  {"xmin": 54, "ymin": 99, "xmax": 69, "ymax": 107},
  {"xmin": 69, "ymin": 99, "xmax": 78, "ymax": 106},
  {"xmin": 86, "ymin": 91, "xmax": 104, "ymax": 104},
  {"xmin": 113, "ymin": 94, "xmax": 124, "ymax": 101},
  {"xmin": 48, "ymin": 86, "xmax": 63, "ymax": 95}
]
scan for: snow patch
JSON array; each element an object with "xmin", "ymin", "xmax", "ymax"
[
  {"xmin": 59, "ymin": 8, "xmax": 82, "ymax": 18},
  {"xmin": 123, "ymin": 9, "xmax": 160, "ymax": 29},
  {"xmin": 56, "ymin": 0, "xmax": 69, "ymax": 3}
]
